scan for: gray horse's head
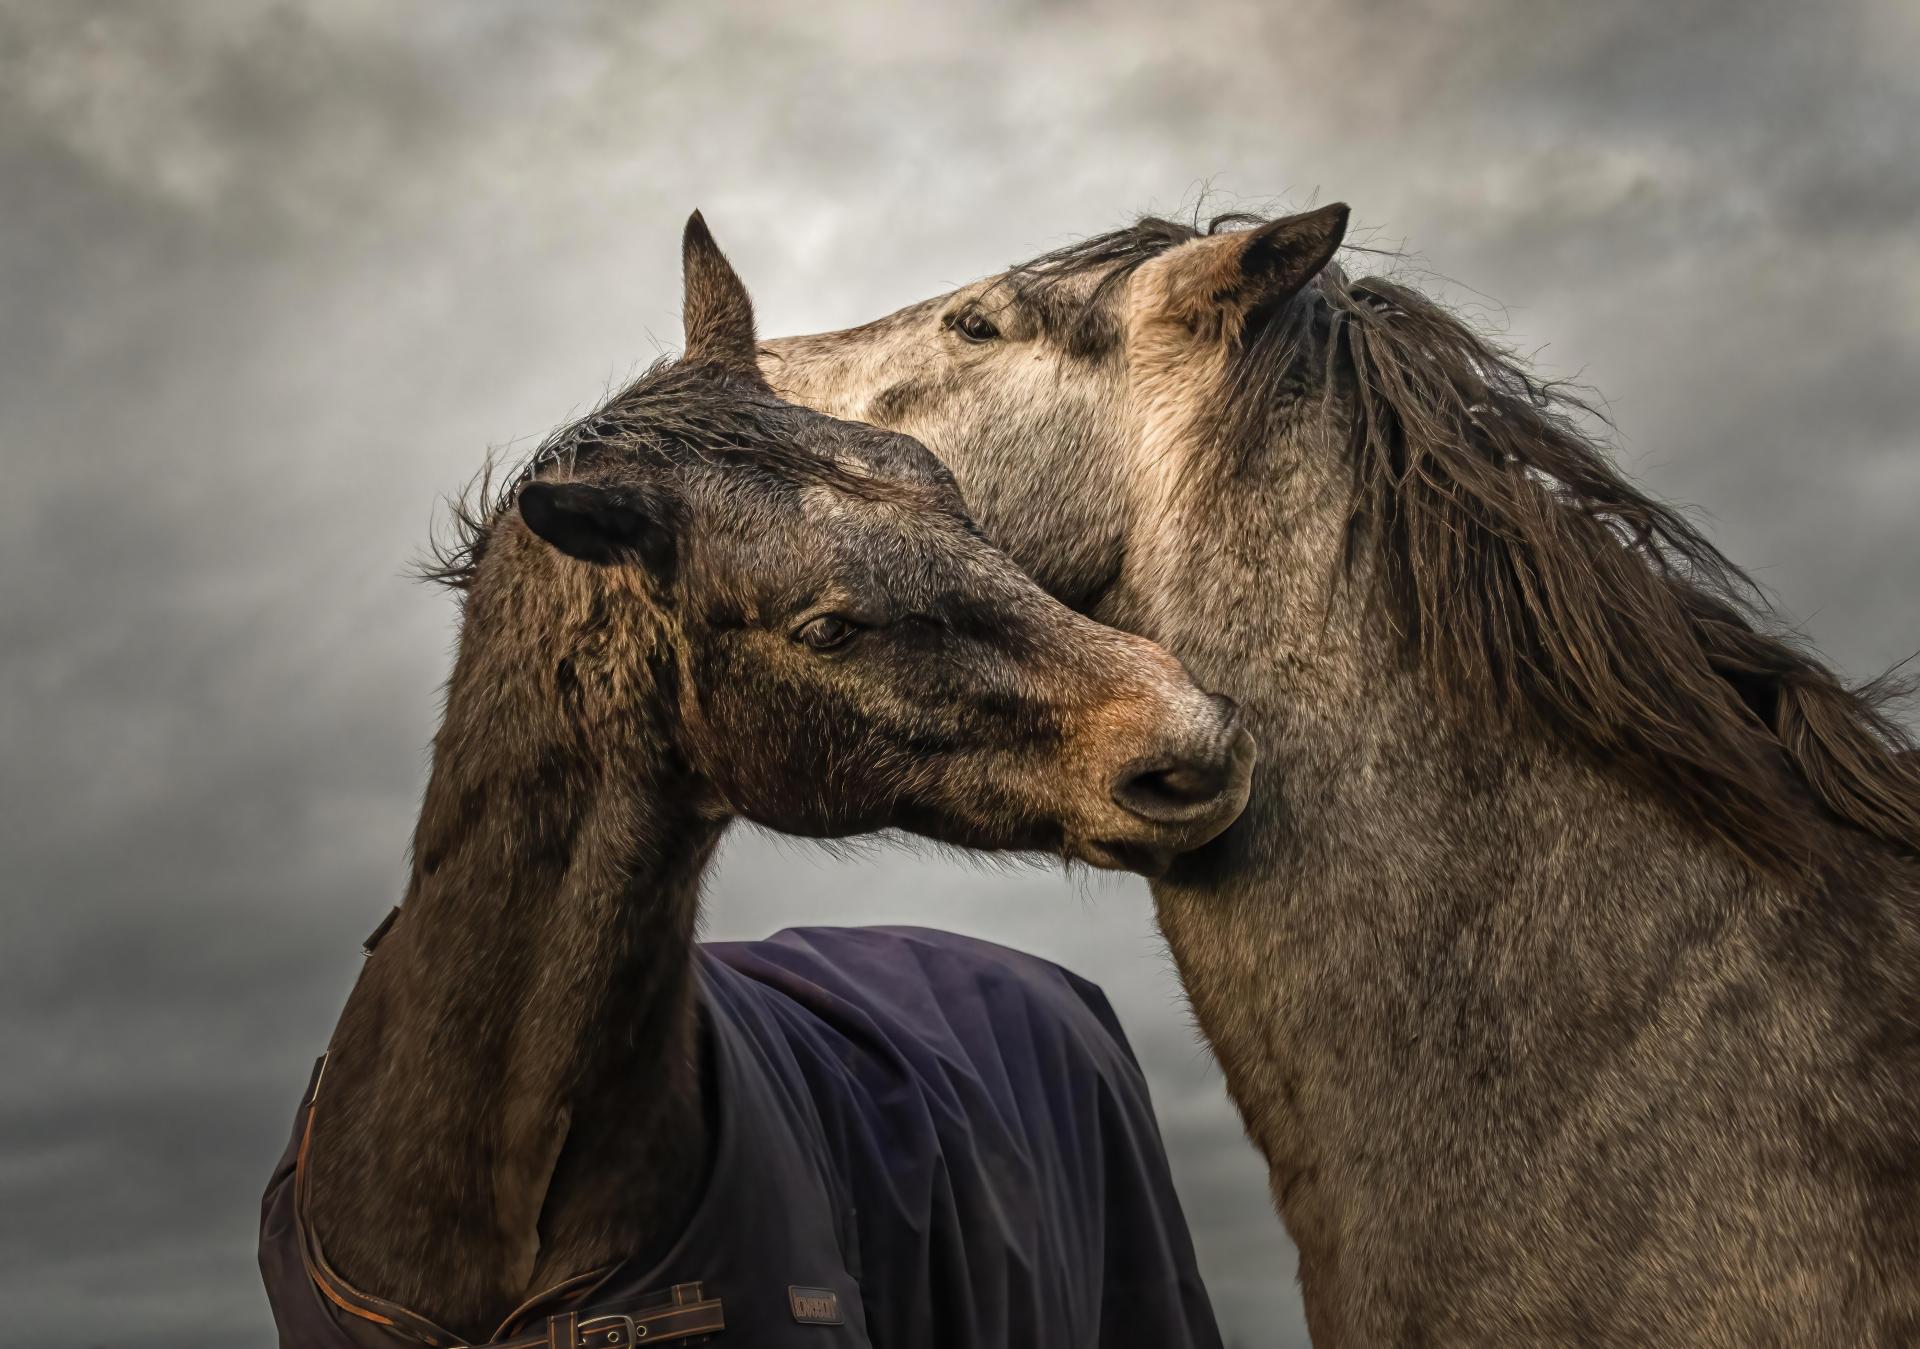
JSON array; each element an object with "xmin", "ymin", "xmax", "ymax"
[{"xmin": 758, "ymin": 206, "xmax": 1349, "ymax": 609}]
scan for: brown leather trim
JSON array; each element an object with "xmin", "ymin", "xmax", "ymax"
[
  {"xmin": 289, "ymin": 1059, "xmax": 716, "ymax": 1349},
  {"xmin": 491, "ymin": 1267, "xmax": 615, "ymax": 1342},
  {"xmin": 295, "ymin": 1115, "xmax": 395, "ymax": 1329},
  {"xmin": 293, "ymin": 1093, "xmax": 455, "ymax": 1347},
  {"xmin": 311, "ymin": 1260, "xmax": 398, "ymax": 1328}
]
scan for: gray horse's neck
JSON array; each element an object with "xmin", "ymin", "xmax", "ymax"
[
  {"xmin": 1111, "ymin": 432, "xmax": 1900, "ymax": 1345},
  {"xmin": 302, "ymin": 629, "xmax": 716, "ymax": 1340}
]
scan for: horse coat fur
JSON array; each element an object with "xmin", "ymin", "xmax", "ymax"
[{"xmin": 261, "ymin": 926, "xmax": 1224, "ymax": 1349}]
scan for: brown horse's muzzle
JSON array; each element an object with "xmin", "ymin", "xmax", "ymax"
[
  {"xmin": 1111, "ymin": 693, "xmax": 1253, "ymax": 826},
  {"xmin": 1066, "ymin": 658, "xmax": 1256, "ymax": 876}
]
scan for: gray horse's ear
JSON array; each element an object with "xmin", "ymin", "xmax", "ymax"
[
  {"xmin": 1237, "ymin": 204, "xmax": 1348, "ymax": 306},
  {"xmin": 1156, "ymin": 203, "xmax": 1349, "ymax": 335},
  {"xmin": 519, "ymin": 481, "xmax": 676, "ymax": 577},
  {"xmin": 681, "ymin": 210, "xmax": 765, "ymax": 377}
]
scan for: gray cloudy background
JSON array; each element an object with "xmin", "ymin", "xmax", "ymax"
[{"xmin": 3, "ymin": 2, "xmax": 1916, "ymax": 1345}]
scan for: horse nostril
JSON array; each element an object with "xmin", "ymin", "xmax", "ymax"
[
  {"xmin": 1112, "ymin": 758, "xmax": 1231, "ymax": 823},
  {"xmin": 1110, "ymin": 694, "xmax": 1251, "ymax": 831}
]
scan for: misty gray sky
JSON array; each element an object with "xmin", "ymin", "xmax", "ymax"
[{"xmin": 2, "ymin": 2, "xmax": 1915, "ymax": 1346}]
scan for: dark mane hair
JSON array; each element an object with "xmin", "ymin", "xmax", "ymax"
[
  {"xmin": 421, "ymin": 359, "xmax": 898, "ymax": 592},
  {"xmin": 1019, "ymin": 214, "xmax": 1920, "ymax": 875}
]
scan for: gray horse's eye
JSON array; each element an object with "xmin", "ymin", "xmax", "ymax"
[
  {"xmin": 949, "ymin": 309, "xmax": 1000, "ymax": 343},
  {"xmin": 794, "ymin": 614, "xmax": 860, "ymax": 651}
]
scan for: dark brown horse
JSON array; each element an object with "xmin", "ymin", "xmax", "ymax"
[
  {"xmin": 276, "ymin": 215, "xmax": 1250, "ymax": 1345},
  {"xmin": 763, "ymin": 205, "xmax": 1920, "ymax": 1347}
]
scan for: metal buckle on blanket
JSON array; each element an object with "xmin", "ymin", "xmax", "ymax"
[{"xmin": 577, "ymin": 1314, "xmax": 641, "ymax": 1346}]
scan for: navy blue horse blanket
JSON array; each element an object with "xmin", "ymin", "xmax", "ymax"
[{"xmin": 261, "ymin": 926, "xmax": 1224, "ymax": 1347}]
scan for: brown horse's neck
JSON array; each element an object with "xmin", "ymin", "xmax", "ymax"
[{"xmin": 304, "ymin": 567, "xmax": 717, "ymax": 1341}]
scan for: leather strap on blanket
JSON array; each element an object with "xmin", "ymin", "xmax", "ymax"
[
  {"xmin": 293, "ymin": 1053, "xmax": 725, "ymax": 1348},
  {"xmin": 479, "ymin": 1285, "xmax": 725, "ymax": 1349}
]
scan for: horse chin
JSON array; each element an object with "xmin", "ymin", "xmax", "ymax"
[{"xmin": 1071, "ymin": 835, "xmax": 1175, "ymax": 879}]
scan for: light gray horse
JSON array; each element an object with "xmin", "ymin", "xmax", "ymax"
[{"xmin": 761, "ymin": 205, "xmax": 1920, "ymax": 1348}]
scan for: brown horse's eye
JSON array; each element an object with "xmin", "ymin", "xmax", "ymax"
[
  {"xmin": 950, "ymin": 309, "xmax": 1000, "ymax": 343},
  {"xmin": 794, "ymin": 614, "xmax": 858, "ymax": 651}
]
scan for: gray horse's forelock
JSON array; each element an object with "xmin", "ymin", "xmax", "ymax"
[{"xmin": 1002, "ymin": 212, "xmax": 1256, "ymax": 357}]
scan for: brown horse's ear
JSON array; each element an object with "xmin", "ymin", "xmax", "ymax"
[
  {"xmin": 681, "ymin": 210, "xmax": 764, "ymax": 377},
  {"xmin": 520, "ymin": 481, "xmax": 676, "ymax": 577},
  {"xmin": 1155, "ymin": 203, "xmax": 1349, "ymax": 335}
]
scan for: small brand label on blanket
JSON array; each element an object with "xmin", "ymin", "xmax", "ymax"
[{"xmin": 788, "ymin": 1285, "xmax": 844, "ymax": 1325}]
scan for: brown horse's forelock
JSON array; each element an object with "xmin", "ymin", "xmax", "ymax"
[
  {"xmin": 421, "ymin": 359, "xmax": 906, "ymax": 592},
  {"xmin": 1017, "ymin": 213, "xmax": 1920, "ymax": 876}
]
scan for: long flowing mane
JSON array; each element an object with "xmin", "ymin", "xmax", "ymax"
[{"xmin": 1018, "ymin": 215, "xmax": 1920, "ymax": 876}]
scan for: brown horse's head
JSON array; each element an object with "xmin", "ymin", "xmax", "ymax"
[{"xmin": 444, "ymin": 214, "xmax": 1251, "ymax": 874}]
